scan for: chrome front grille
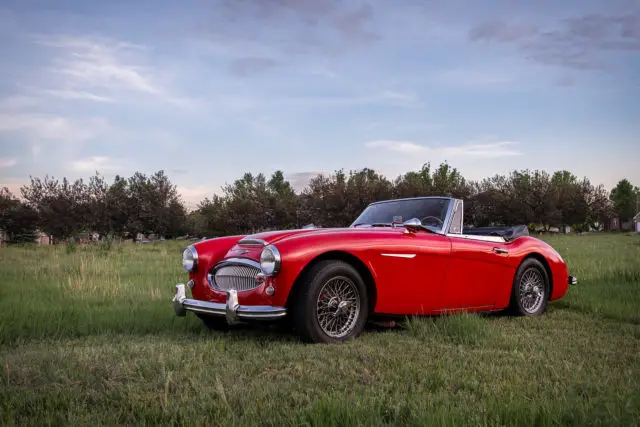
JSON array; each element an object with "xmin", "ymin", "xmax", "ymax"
[{"xmin": 210, "ymin": 261, "xmax": 261, "ymax": 292}]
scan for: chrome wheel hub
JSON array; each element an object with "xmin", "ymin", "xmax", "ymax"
[
  {"xmin": 519, "ymin": 268, "xmax": 545, "ymax": 314},
  {"xmin": 316, "ymin": 276, "xmax": 360, "ymax": 338}
]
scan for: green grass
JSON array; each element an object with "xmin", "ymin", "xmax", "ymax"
[{"xmin": 1, "ymin": 234, "xmax": 639, "ymax": 426}]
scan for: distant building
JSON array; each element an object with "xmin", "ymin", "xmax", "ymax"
[
  {"xmin": 634, "ymin": 212, "xmax": 640, "ymax": 233},
  {"xmin": 0, "ymin": 229, "xmax": 51, "ymax": 245},
  {"xmin": 36, "ymin": 232, "xmax": 51, "ymax": 245},
  {"xmin": 610, "ymin": 217, "xmax": 635, "ymax": 231}
]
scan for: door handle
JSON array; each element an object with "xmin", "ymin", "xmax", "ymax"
[{"xmin": 493, "ymin": 247, "xmax": 508, "ymax": 254}]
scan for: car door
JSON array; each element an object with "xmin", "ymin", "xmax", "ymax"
[
  {"xmin": 440, "ymin": 235, "xmax": 513, "ymax": 311},
  {"xmin": 370, "ymin": 231, "xmax": 452, "ymax": 315}
]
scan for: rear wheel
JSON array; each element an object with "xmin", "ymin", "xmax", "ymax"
[
  {"xmin": 509, "ymin": 257, "xmax": 550, "ymax": 316},
  {"xmin": 292, "ymin": 260, "xmax": 369, "ymax": 344}
]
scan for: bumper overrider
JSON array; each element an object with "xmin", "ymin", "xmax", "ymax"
[
  {"xmin": 172, "ymin": 283, "xmax": 287, "ymax": 324},
  {"xmin": 569, "ymin": 275, "xmax": 577, "ymax": 286}
]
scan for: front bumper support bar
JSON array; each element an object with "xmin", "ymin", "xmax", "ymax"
[{"xmin": 172, "ymin": 283, "xmax": 287, "ymax": 324}]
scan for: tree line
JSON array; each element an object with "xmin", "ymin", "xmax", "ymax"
[{"xmin": 1, "ymin": 162, "xmax": 638, "ymax": 244}]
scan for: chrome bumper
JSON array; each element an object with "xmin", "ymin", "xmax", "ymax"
[
  {"xmin": 569, "ymin": 275, "xmax": 577, "ymax": 286},
  {"xmin": 172, "ymin": 283, "xmax": 287, "ymax": 324}
]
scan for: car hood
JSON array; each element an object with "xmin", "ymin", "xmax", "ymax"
[
  {"xmin": 238, "ymin": 228, "xmax": 334, "ymax": 245},
  {"xmin": 222, "ymin": 226, "xmax": 406, "ymax": 261},
  {"xmin": 240, "ymin": 226, "xmax": 415, "ymax": 244}
]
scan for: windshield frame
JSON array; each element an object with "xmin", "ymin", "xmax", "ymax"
[{"xmin": 350, "ymin": 196, "xmax": 457, "ymax": 235}]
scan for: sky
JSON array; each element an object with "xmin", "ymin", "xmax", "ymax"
[{"xmin": 0, "ymin": 0, "xmax": 638, "ymax": 208}]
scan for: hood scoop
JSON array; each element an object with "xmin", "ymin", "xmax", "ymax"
[{"xmin": 237, "ymin": 237, "xmax": 268, "ymax": 246}]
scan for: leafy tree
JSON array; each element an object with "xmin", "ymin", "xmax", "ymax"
[
  {"xmin": 0, "ymin": 187, "xmax": 39, "ymax": 243},
  {"xmin": 610, "ymin": 179, "xmax": 638, "ymax": 226},
  {"xmin": 7, "ymin": 164, "xmax": 635, "ymax": 241},
  {"xmin": 20, "ymin": 176, "xmax": 88, "ymax": 242},
  {"xmin": 550, "ymin": 171, "xmax": 587, "ymax": 230}
]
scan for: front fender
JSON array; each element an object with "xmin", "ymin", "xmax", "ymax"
[
  {"xmin": 266, "ymin": 232, "xmax": 383, "ymax": 308},
  {"xmin": 188, "ymin": 235, "xmax": 245, "ymax": 299}
]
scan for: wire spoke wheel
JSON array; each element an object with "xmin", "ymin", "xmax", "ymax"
[
  {"xmin": 316, "ymin": 276, "xmax": 361, "ymax": 339},
  {"xmin": 519, "ymin": 268, "xmax": 545, "ymax": 314}
]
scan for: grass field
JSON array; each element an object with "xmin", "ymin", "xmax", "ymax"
[{"xmin": 1, "ymin": 233, "xmax": 639, "ymax": 426}]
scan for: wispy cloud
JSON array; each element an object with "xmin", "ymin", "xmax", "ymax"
[
  {"xmin": 229, "ymin": 57, "xmax": 280, "ymax": 77},
  {"xmin": 366, "ymin": 140, "xmax": 523, "ymax": 158},
  {"xmin": 70, "ymin": 156, "xmax": 122, "ymax": 173},
  {"xmin": 0, "ymin": 113, "xmax": 110, "ymax": 143},
  {"xmin": 176, "ymin": 185, "xmax": 214, "ymax": 209},
  {"xmin": 203, "ymin": 0, "xmax": 380, "ymax": 72},
  {"xmin": 42, "ymin": 89, "xmax": 114, "ymax": 103},
  {"xmin": 0, "ymin": 95, "xmax": 40, "ymax": 110},
  {"xmin": 285, "ymin": 171, "xmax": 326, "ymax": 192},
  {"xmin": 272, "ymin": 90, "xmax": 422, "ymax": 108},
  {"xmin": 469, "ymin": 12, "xmax": 640, "ymax": 71},
  {"xmin": 32, "ymin": 34, "xmax": 197, "ymax": 107},
  {"xmin": 0, "ymin": 157, "xmax": 17, "ymax": 168}
]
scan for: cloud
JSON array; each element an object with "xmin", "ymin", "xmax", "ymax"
[
  {"xmin": 469, "ymin": 21, "xmax": 539, "ymax": 43},
  {"xmin": 271, "ymin": 90, "xmax": 422, "ymax": 108},
  {"xmin": 285, "ymin": 171, "xmax": 325, "ymax": 191},
  {"xmin": 0, "ymin": 157, "xmax": 17, "ymax": 168},
  {"xmin": 0, "ymin": 180, "xmax": 24, "ymax": 198},
  {"xmin": 469, "ymin": 12, "xmax": 640, "ymax": 70},
  {"xmin": 0, "ymin": 95, "xmax": 40, "ymax": 110},
  {"xmin": 42, "ymin": 89, "xmax": 114, "ymax": 103},
  {"xmin": 35, "ymin": 35, "xmax": 158, "ymax": 93},
  {"xmin": 229, "ymin": 57, "xmax": 280, "ymax": 77},
  {"xmin": 31, "ymin": 34, "xmax": 196, "ymax": 106},
  {"xmin": 332, "ymin": 3, "xmax": 379, "ymax": 44},
  {"xmin": 555, "ymin": 75, "xmax": 576, "ymax": 87},
  {"xmin": 366, "ymin": 140, "xmax": 523, "ymax": 158},
  {"xmin": 0, "ymin": 113, "xmax": 110, "ymax": 143},
  {"xmin": 176, "ymin": 185, "xmax": 213, "ymax": 209},
  {"xmin": 203, "ymin": 0, "xmax": 380, "ymax": 74},
  {"xmin": 70, "ymin": 156, "xmax": 122, "ymax": 172}
]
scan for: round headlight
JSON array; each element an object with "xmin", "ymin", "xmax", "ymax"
[
  {"xmin": 260, "ymin": 245, "xmax": 281, "ymax": 275},
  {"xmin": 182, "ymin": 246, "xmax": 198, "ymax": 272}
]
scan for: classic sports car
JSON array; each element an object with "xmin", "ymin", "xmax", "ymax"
[{"xmin": 173, "ymin": 196, "xmax": 576, "ymax": 343}]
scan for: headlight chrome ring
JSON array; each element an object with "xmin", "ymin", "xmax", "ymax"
[
  {"xmin": 182, "ymin": 245, "xmax": 198, "ymax": 272},
  {"xmin": 260, "ymin": 245, "xmax": 281, "ymax": 276}
]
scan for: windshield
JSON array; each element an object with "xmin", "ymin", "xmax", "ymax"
[{"xmin": 351, "ymin": 197, "xmax": 452, "ymax": 232}]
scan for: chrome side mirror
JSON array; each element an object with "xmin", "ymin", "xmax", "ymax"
[{"xmin": 403, "ymin": 218, "xmax": 422, "ymax": 233}]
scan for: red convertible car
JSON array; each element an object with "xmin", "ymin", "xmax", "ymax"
[{"xmin": 173, "ymin": 196, "xmax": 576, "ymax": 343}]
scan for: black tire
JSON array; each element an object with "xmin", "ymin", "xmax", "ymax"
[
  {"xmin": 509, "ymin": 257, "xmax": 550, "ymax": 316},
  {"xmin": 291, "ymin": 260, "xmax": 369, "ymax": 344},
  {"xmin": 196, "ymin": 314, "xmax": 230, "ymax": 331}
]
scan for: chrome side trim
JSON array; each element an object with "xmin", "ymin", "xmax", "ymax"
[
  {"xmin": 238, "ymin": 237, "xmax": 267, "ymax": 246},
  {"xmin": 381, "ymin": 253, "xmax": 416, "ymax": 258},
  {"xmin": 173, "ymin": 284, "xmax": 287, "ymax": 323},
  {"xmin": 446, "ymin": 233, "xmax": 506, "ymax": 243}
]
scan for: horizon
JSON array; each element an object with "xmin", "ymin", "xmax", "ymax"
[{"xmin": 1, "ymin": 0, "xmax": 638, "ymax": 209}]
